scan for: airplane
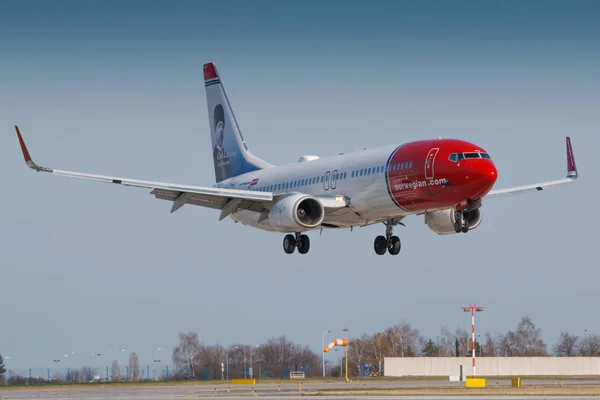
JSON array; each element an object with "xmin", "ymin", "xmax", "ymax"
[{"xmin": 14, "ymin": 62, "xmax": 578, "ymax": 255}]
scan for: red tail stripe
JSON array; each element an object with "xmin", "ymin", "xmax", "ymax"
[{"xmin": 203, "ymin": 63, "xmax": 218, "ymax": 81}]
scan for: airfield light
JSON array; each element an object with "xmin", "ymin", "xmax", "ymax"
[{"xmin": 461, "ymin": 304, "xmax": 484, "ymax": 378}]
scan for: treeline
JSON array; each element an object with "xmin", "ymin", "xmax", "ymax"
[
  {"xmin": 171, "ymin": 316, "xmax": 600, "ymax": 378},
  {"xmin": 3, "ymin": 316, "xmax": 600, "ymax": 383},
  {"xmin": 171, "ymin": 332, "xmax": 319, "ymax": 379},
  {"xmin": 348, "ymin": 316, "xmax": 600, "ymax": 376}
]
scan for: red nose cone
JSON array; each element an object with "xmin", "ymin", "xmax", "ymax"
[
  {"xmin": 474, "ymin": 161, "xmax": 498, "ymax": 198},
  {"xmin": 487, "ymin": 164, "xmax": 498, "ymax": 183}
]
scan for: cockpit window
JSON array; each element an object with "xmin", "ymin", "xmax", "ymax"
[
  {"xmin": 463, "ymin": 152, "xmax": 480, "ymax": 159},
  {"xmin": 451, "ymin": 152, "xmax": 492, "ymax": 162},
  {"xmin": 449, "ymin": 153, "xmax": 464, "ymax": 162}
]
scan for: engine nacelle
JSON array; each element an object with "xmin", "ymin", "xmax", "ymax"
[
  {"xmin": 424, "ymin": 207, "xmax": 482, "ymax": 235},
  {"xmin": 268, "ymin": 194, "xmax": 325, "ymax": 231}
]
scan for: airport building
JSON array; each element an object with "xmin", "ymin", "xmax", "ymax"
[{"xmin": 384, "ymin": 357, "xmax": 600, "ymax": 377}]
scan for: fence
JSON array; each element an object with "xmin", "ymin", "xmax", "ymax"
[
  {"xmin": 3, "ymin": 362, "xmax": 315, "ymax": 385},
  {"xmin": 5, "ymin": 365, "xmax": 171, "ymax": 385}
]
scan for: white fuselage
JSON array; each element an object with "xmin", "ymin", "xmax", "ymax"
[{"xmin": 217, "ymin": 145, "xmax": 405, "ymax": 232}]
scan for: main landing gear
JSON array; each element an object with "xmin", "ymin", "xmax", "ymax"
[
  {"xmin": 283, "ymin": 232, "xmax": 310, "ymax": 254},
  {"xmin": 374, "ymin": 220, "xmax": 401, "ymax": 256},
  {"xmin": 453, "ymin": 210, "xmax": 469, "ymax": 233}
]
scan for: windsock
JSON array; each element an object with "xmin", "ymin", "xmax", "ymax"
[{"xmin": 323, "ymin": 338, "xmax": 348, "ymax": 353}]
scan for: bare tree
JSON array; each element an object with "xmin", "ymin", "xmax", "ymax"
[
  {"xmin": 516, "ymin": 316, "xmax": 548, "ymax": 356},
  {"xmin": 384, "ymin": 321, "xmax": 422, "ymax": 357},
  {"xmin": 172, "ymin": 332, "xmax": 203, "ymax": 379},
  {"xmin": 110, "ymin": 360, "xmax": 120, "ymax": 381},
  {"xmin": 370, "ymin": 332, "xmax": 386, "ymax": 374},
  {"xmin": 578, "ymin": 333, "xmax": 600, "ymax": 356},
  {"xmin": 0, "ymin": 354, "xmax": 5, "ymax": 378},
  {"xmin": 482, "ymin": 333, "xmax": 498, "ymax": 356},
  {"xmin": 496, "ymin": 317, "xmax": 548, "ymax": 356},
  {"xmin": 455, "ymin": 327, "xmax": 470, "ymax": 356},
  {"xmin": 128, "ymin": 352, "xmax": 140, "ymax": 381},
  {"xmin": 437, "ymin": 327, "xmax": 454, "ymax": 356},
  {"xmin": 498, "ymin": 330, "xmax": 521, "ymax": 356},
  {"xmin": 554, "ymin": 332, "xmax": 579, "ymax": 356},
  {"xmin": 348, "ymin": 334, "xmax": 369, "ymax": 376}
]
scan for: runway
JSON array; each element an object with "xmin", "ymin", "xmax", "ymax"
[{"xmin": 2, "ymin": 379, "xmax": 600, "ymax": 399}]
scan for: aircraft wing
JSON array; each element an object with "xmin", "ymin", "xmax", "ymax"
[
  {"xmin": 15, "ymin": 126, "xmax": 274, "ymax": 219},
  {"xmin": 15, "ymin": 126, "xmax": 351, "ymax": 220},
  {"xmin": 485, "ymin": 137, "xmax": 578, "ymax": 199}
]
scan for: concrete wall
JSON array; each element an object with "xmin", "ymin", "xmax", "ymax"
[{"xmin": 384, "ymin": 357, "xmax": 600, "ymax": 376}]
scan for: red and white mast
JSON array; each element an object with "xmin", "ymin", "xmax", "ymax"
[{"xmin": 461, "ymin": 304, "xmax": 484, "ymax": 378}]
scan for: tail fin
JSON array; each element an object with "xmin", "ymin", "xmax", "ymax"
[{"xmin": 204, "ymin": 62, "xmax": 272, "ymax": 183}]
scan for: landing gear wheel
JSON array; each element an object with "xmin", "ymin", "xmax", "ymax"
[
  {"xmin": 461, "ymin": 224, "xmax": 469, "ymax": 233},
  {"xmin": 297, "ymin": 234, "xmax": 310, "ymax": 254},
  {"xmin": 283, "ymin": 234, "xmax": 296, "ymax": 254},
  {"xmin": 374, "ymin": 235, "xmax": 387, "ymax": 255},
  {"xmin": 388, "ymin": 236, "xmax": 401, "ymax": 255},
  {"xmin": 454, "ymin": 221, "xmax": 461, "ymax": 233}
]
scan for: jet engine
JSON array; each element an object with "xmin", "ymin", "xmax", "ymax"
[
  {"xmin": 268, "ymin": 194, "xmax": 325, "ymax": 231},
  {"xmin": 424, "ymin": 207, "xmax": 482, "ymax": 235}
]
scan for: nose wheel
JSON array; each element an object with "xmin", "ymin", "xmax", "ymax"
[
  {"xmin": 374, "ymin": 220, "xmax": 402, "ymax": 255},
  {"xmin": 454, "ymin": 211, "xmax": 469, "ymax": 233},
  {"xmin": 283, "ymin": 233, "xmax": 310, "ymax": 254}
]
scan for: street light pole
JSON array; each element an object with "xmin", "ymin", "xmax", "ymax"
[
  {"xmin": 322, "ymin": 330, "xmax": 331, "ymax": 378},
  {"xmin": 343, "ymin": 327, "xmax": 349, "ymax": 382},
  {"xmin": 249, "ymin": 345, "xmax": 253, "ymax": 379}
]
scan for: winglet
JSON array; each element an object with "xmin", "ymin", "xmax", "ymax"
[
  {"xmin": 566, "ymin": 136, "xmax": 578, "ymax": 179},
  {"xmin": 14, "ymin": 126, "xmax": 51, "ymax": 172}
]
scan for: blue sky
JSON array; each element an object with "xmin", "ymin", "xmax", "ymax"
[{"xmin": 1, "ymin": 0, "xmax": 599, "ymax": 369}]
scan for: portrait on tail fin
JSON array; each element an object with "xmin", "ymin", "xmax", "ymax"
[{"xmin": 212, "ymin": 104, "xmax": 231, "ymax": 182}]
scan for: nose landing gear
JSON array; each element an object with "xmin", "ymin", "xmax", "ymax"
[
  {"xmin": 374, "ymin": 220, "xmax": 402, "ymax": 255},
  {"xmin": 454, "ymin": 210, "xmax": 469, "ymax": 233},
  {"xmin": 283, "ymin": 232, "xmax": 311, "ymax": 254}
]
